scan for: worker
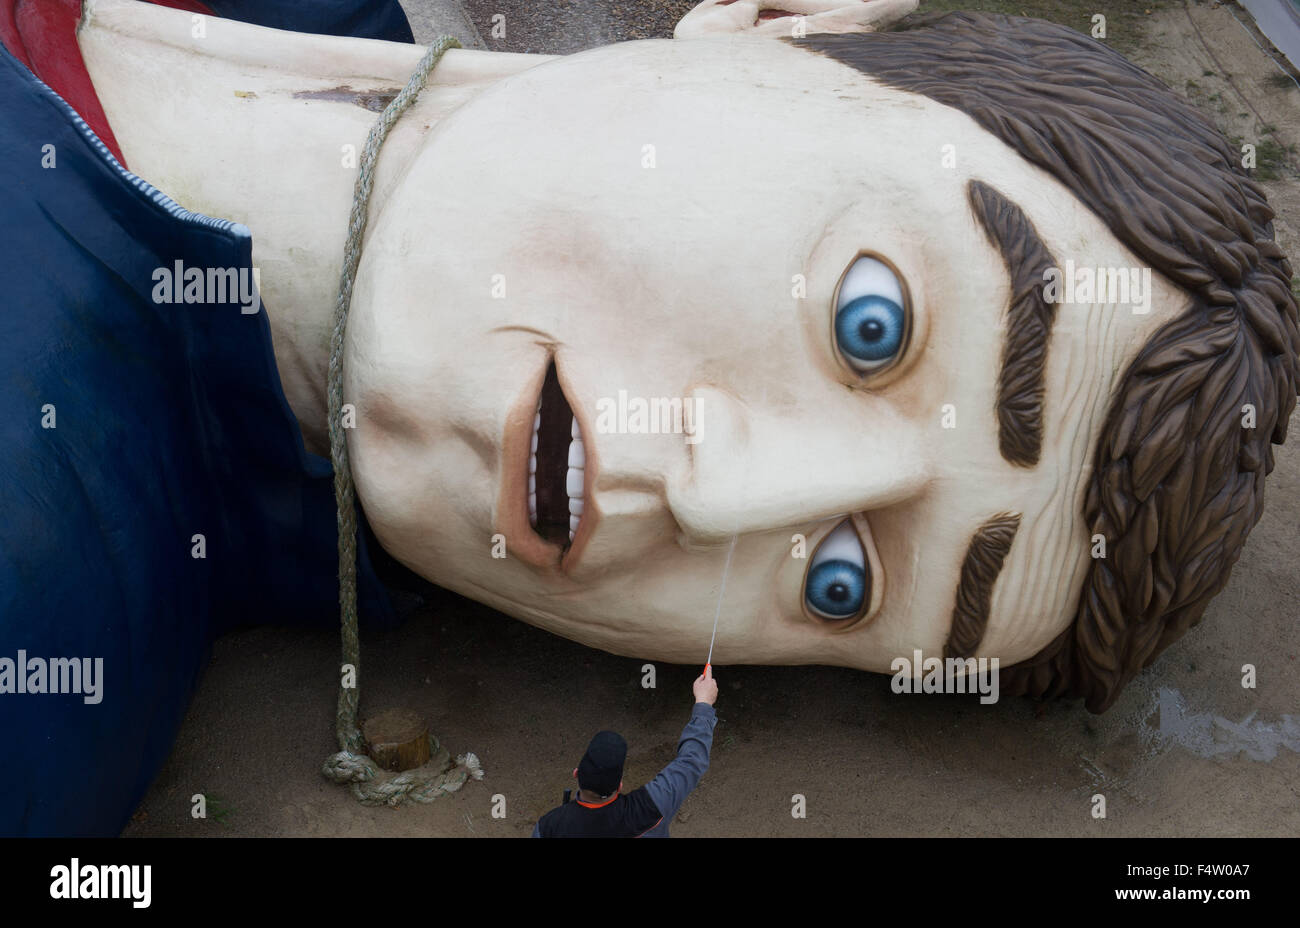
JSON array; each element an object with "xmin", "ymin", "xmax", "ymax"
[{"xmin": 532, "ymin": 667, "xmax": 719, "ymax": 837}]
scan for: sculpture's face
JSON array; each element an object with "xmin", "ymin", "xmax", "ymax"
[{"xmin": 346, "ymin": 38, "xmax": 1188, "ymax": 670}]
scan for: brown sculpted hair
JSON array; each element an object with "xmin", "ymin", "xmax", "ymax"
[
  {"xmin": 945, "ymin": 513, "xmax": 1021, "ymax": 660},
  {"xmin": 794, "ymin": 14, "xmax": 1300, "ymax": 711}
]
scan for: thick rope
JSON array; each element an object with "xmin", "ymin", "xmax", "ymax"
[
  {"xmin": 322, "ymin": 35, "xmax": 482, "ymax": 804},
  {"xmin": 324, "ymin": 737, "xmax": 485, "ymax": 807}
]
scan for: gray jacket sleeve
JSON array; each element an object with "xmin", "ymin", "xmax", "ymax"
[{"xmin": 644, "ymin": 702, "xmax": 717, "ymax": 822}]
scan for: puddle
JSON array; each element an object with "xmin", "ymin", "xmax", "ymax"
[{"xmin": 1145, "ymin": 687, "xmax": 1300, "ymax": 761}]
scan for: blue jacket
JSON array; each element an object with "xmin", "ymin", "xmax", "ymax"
[{"xmin": 0, "ymin": 0, "xmax": 408, "ymax": 838}]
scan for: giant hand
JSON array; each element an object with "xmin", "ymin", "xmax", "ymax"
[{"xmin": 675, "ymin": 0, "xmax": 919, "ymax": 38}]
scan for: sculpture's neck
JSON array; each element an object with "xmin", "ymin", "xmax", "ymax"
[{"xmin": 77, "ymin": 0, "xmax": 546, "ymax": 453}]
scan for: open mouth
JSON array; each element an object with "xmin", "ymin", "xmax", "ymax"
[{"xmin": 529, "ymin": 360, "xmax": 584, "ymax": 547}]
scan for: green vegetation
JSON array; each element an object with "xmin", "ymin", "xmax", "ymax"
[
  {"xmin": 1227, "ymin": 134, "xmax": 1297, "ymax": 182},
  {"xmin": 203, "ymin": 792, "xmax": 234, "ymax": 825},
  {"xmin": 1256, "ymin": 137, "xmax": 1298, "ymax": 181}
]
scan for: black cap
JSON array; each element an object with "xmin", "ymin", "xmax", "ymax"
[{"xmin": 577, "ymin": 730, "xmax": 626, "ymax": 796}]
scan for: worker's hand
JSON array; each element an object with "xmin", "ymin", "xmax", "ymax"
[{"xmin": 694, "ymin": 665, "xmax": 719, "ymax": 706}]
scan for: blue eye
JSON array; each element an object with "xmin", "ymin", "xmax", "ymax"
[
  {"xmin": 833, "ymin": 255, "xmax": 909, "ymax": 373},
  {"xmin": 804, "ymin": 520, "xmax": 869, "ymax": 621},
  {"xmin": 835, "ymin": 296, "xmax": 905, "ymax": 368},
  {"xmin": 805, "ymin": 559, "xmax": 867, "ymax": 619}
]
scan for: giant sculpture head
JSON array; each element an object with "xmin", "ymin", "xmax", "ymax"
[{"xmin": 343, "ymin": 13, "xmax": 1298, "ymax": 711}]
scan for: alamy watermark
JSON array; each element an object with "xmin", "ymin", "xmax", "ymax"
[
  {"xmin": 890, "ymin": 650, "xmax": 1000, "ymax": 704},
  {"xmin": 594, "ymin": 390, "xmax": 703, "ymax": 444},
  {"xmin": 152, "ymin": 259, "xmax": 261, "ymax": 314},
  {"xmin": 1042, "ymin": 260, "xmax": 1152, "ymax": 314},
  {"xmin": 50, "ymin": 859, "xmax": 150, "ymax": 908},
  {"xmin": 0, "ymin": 650, "xmax": 103, "ymax": 704}
]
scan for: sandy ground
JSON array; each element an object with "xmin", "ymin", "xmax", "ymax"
[
  {"xmin": 455, "ymin": 0, "xmax": 699, "ymax": 53},
  {"xmin": 123, "ymin": 1, "xmax": 1300, "ymax": 837}
]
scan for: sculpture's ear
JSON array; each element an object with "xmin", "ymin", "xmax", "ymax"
[{"xmin": 1003, "ymin": 282, "xmax": 1299, "ymax": 713}]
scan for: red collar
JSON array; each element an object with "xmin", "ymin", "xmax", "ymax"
[
  {"xmin": 0, "ymin": 0, "xmax": 214, "ymax": 167},
  {"xmin": 576, "ymin": 793, "xmax": 620, "ymax": 809}
]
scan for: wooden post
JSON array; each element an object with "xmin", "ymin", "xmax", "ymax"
[{"xmin": 362, "ymin": 708, "xmax": 431, "ymax": 772}]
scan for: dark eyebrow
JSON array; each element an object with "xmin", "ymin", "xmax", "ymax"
[
  {"xmin": 944, "ymin": 512, "xmax": 1021, "ymax": 660},
  {"xmin": 967, "ymin": 179, "xmax": 1061, "ymax": 468}
]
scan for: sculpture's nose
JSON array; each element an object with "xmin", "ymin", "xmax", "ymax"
[{"xmin": 664, "ymin": 384, "xmax": 931, "ymax": 544}]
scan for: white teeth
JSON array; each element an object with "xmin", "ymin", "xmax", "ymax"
[
  {"xmin": 528, "ymin": 409, "xmax": 586, "ymax": 542},
  {"xmin": 567, "ymin": 416, "xmax": 585, "ymax": 505},
  {"xmin": 565, "ymin": 416, "xmax": 584, "ymax": 542},
  {"xmin": 529, "ymin": 404, "xmax": 541, "ymax": 524},
  {"xmin": 565, "ymin": 465, "xmax": 584, "ymax": 498}
]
